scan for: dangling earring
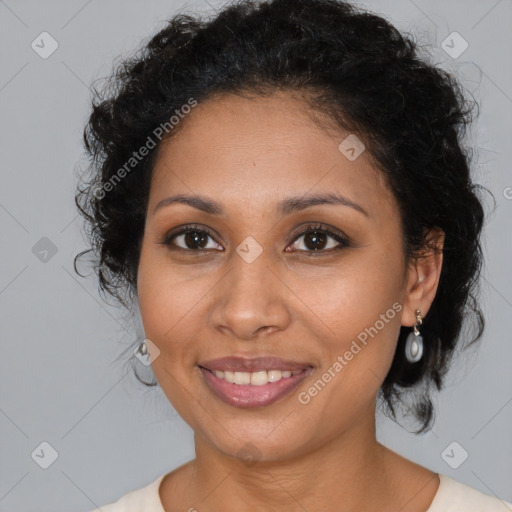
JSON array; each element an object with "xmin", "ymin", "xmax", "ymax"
[
  {"xmin": 405, "ymin": 309, "xmax": 423, "ymax": 363},
  {"xmin": 133, "ymin": 339, "xmax": 150, "ymax": 365},
  {"xmin": 133, "ymin": 338, "xmax": 160, "ymax": 366},
  {"xmin": 138, "ymin": 339, "xmax": 148, "ymax": 354}
]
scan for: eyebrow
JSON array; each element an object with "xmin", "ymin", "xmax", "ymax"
[{"xmin": 153, "ymin": 192, "xmax": 369, "ymax": 217}]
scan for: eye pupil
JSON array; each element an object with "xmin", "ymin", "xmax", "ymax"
[
  {"xmin": 305, "ymin": 231, "xmax": 326, "ymax": 250},
  {"xmin": 185, "ymin": 231, "xmax": 208, "ymax": 249}
]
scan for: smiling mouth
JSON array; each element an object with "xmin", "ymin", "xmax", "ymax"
[{"xmin": 198, "ymin": 364, "xmax": 314, "ymax": 408}]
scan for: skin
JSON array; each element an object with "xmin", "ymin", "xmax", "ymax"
[{"xmin": 136, "ymin": 90, "xmax": 445, "ymax": 512}]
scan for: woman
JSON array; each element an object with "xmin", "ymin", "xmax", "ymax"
[{"xmin": 76, "ymin": 0, "xmax": 511, "ymax": 510}]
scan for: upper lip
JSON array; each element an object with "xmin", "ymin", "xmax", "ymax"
[{"xmin": 198, "ymin": 356, "xmax": 313, "ymax": 372}]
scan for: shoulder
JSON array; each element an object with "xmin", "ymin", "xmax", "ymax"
[
  {"xmin": 428, "ymin": 474, "xmax": 512, "ymax": 512},
  {"xmin": 87, "ymin": 473, "xmax": 167, "ymax": 512}
]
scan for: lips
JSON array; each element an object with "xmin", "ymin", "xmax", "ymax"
[{"xmin": 197, "ymin": 356, "xmax": 314, "ymax": 408}]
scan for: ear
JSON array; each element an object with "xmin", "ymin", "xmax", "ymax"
[{"xmin": 401, "ymin": 227, "xmax": 445, "ymax": 327}]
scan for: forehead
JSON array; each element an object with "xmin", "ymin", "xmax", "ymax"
[{"xmin": 150, "ymin": 91, "xmax": 395, "ymax": 218}]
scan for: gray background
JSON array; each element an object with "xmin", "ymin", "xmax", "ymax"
[{"xmin": 1, "ymin": 0, "xmax": 511, "ymax": 510}]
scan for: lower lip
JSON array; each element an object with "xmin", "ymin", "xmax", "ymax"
[{"xmin": 199, "ymin": 367, "xmax": 312, "ymax": 408}]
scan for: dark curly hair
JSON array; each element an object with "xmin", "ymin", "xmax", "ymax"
[{"xmin": 75, "ymin": 0, "xmax": 487, "ymax": 432}]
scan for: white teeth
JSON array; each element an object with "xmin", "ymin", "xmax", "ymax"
[
  {"xmin": 267, "ymin": 370, "xmax": 282, "ymax": 383},
  {"xmin": 250, "ymin": 371, "xmax": 268, "ymax": 386},
  {"xmin": 233, "ymin": 371, "xmax": 251, "ymax": 385},
  {"xmin": 224, "ymin": 371, "xmax": 235, "ymax": 383},
  {"xmin": 211, "ymin": 368, "xmax": 303, "ymax": 385}
]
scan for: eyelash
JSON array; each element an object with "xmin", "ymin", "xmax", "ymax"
[{"xmin": 159, "ymin": 223, "xmax": 350, "ymax": 255}]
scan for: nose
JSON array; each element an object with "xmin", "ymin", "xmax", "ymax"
[{"xmin": 209, "ymin": 251, "xmax": 292, "ymax": 341}]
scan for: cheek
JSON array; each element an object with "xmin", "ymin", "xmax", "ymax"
[
  {"xmin": 137, "ymin": 246, "xmax": 203, "ymax": 345},
  {"xmin": 290, "ymin": 247, "xmax": 404, "ymax": 342},
  {"xmin": 136, "ymin": 255, "xmax": 202, "ymax": 419},
  {"xmin": 291, "ymin": 251, "xmax": 404, "ymax": 402}
]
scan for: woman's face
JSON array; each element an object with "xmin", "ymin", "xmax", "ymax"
[{"xmin": 137, "ymin": 91, "xmax": 421, "ymax": 462}]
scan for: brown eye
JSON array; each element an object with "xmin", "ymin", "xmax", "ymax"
[
  {"xmin": 161, "ymin": 225, "xmax": 223, "ymax": 252},
  {"xmin": 288, "ymin": 224, "xmax": 350, "ymax": 253},
  {"xmin": 181, "ymin": 230, "xmax": 209, "ymax": 249},
  {"xmin": 302, "ymin": 231, "xmax": 329, "ymax": 250}
]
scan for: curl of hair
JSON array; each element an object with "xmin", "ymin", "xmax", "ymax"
[{"xmin": 75, "ymin": 0, "xmax": 486, "ymax": 432}]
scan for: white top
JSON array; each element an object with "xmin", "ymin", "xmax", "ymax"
[{"xmin": 90, "ymin": 473, "xmax": 512, "ymax": 511}]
